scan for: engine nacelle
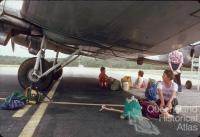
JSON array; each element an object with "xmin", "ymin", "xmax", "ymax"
[{"xmin": 137, "ymin": 57, "xmax": 144, "ymax": 65}]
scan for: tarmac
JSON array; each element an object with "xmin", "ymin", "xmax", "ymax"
[{"xmin": 0, "ymin": 66, "xmax": 200, "ymax": 137}]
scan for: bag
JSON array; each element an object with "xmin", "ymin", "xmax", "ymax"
[
  {"xmin": 5, "ymin": 100, "xmax": 25, "ymax": 110},
  {"xmin": 110, "ymin": 79, "xmax": 121, "ymax": 91},
  {"xmin": 121, "ymin": 76, "xmax": 132, "ymax": 88},
  {"xmin": 122, "ymin": 82, "xmax": 129, "ymax": 91},
  {"xmin": 145, "ymin": 79, "xmax": 157, "ymax": 101},
  {"xmin": 141, "ymin": 100, "xmax": 160, "ymax": 118},
  {"xmin": 121, "ymin": 97, "xmax": 142, "ymax": 119},
  {"xmin": 1, "ymin": 91, "xmax": 27, "ymax": 110}
]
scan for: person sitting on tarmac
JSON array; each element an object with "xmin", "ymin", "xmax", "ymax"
[
  {"xmin": 99, "ymin": 67, "xmax": 109, "ymax": 88},
  {"xmin": 133, "ymin": 70, "xmax": 146, "ymax": 89},
  {"xmin": 156, "ymin": 69, "xmax": 178, "ymax": 117}
]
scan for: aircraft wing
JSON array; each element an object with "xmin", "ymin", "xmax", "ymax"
[
  {"xmin": 129, "ymin": 44, "xmax": 200, "ymax": 68},
  {"xmin": 1, "ymin": 1, "xmax": 200, "ymax": 61}
]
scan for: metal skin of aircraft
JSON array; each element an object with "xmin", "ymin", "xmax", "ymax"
[{"xmin": 1, "ymin": 0, "xmax": 200, "ymax": 91}]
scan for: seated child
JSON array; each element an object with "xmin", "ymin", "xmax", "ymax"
[
  {"xmin": 133, "ymin": 70, "xmax": 145, "ymax": 89},
  {"xmin": 99, "ymin": 67, "xmax": 109, "ymax": 88}
]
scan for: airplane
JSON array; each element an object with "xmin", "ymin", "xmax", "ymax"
[
  {"xmin": 1, "ymin": 0, "xmax": 200, "ymax": 91},
  {"xmin": 133, "ymin": 43, "xmax": 200, "ymax": 68}
]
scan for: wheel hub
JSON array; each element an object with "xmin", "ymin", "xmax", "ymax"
[{"xmin": 27, "ymin": 69, "xmax": 39, "ymax": 82}]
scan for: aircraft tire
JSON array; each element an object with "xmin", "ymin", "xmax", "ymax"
[
  {"xmin": 18, "ymin": 57, "xmax": 53, "ymax": 91},
  {"xmin": 185, "ymin": 80, "xmax": 192, "ymax": 89}
]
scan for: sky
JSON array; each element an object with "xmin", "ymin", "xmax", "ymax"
[
  {"xmin": 0, "ymin": 40, "xmax": 68, "ymax": 58},
  {"xmin": 0, "ymin": 42, "xmax": 34, "ymax": 57}
]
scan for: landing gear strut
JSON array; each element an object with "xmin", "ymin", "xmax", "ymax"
[
  {"xmin": 18, "ymin": 36, "xmax": 82, "ymax": 91},
  {"xmin": 52, "ymin": 51, "xmax": 63, "ymax": 80}
]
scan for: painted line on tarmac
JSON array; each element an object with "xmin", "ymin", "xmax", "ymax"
[
  {"xmin": 12, "ymin": 105, "xmax": 32, "ymax": 118},
  {"xmin": 0, "ymin": 97, "xmax": 5, "ymax": 100},
  {"xmin": 18, "ymin": 78, "xmax": 61, "ymax": 137}
]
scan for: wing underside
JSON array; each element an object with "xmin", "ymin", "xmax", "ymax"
[{"xmin": 1, "ymin": 1, "xmax": 200, "ymax": 60}]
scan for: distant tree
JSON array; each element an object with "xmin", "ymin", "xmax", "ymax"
[{"xmin": 0, "ymin": 55, "xmax": 190, "ymax": 70}]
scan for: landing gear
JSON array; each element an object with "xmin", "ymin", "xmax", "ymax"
[
  {"xmin": 17, "ymin": 36, "xmax": 82, "ymax": 91},
  {"xmin": 53, "ymin": 68, "xmax": 63, "ymax": 80},
  {"xmin": 18, "ymin": 57, "xmax": 53, "ymax": 91},
  {"xmin": 49, "ymin": 62, "xmax": 63, "ymax": 80},
  {"xmin": 52, "ymin": 51, "xmax": 63, "ymax": 80}
]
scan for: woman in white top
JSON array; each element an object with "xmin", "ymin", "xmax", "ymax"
[{"xmin": 157, "ymin": 69, "xmax": 178, "ymax": 113}]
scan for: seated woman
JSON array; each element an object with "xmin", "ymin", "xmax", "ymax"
[
  {"xmin": 99, "ymin": 67, "xmax": 109, "ymax": 88},
  {"xmin": 157, "ymin": 69, "xmax": 178, "ymax": 117},
  {"xmin": 133, "ymin": 70, "xmax": 146, "ymax": 89}
]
